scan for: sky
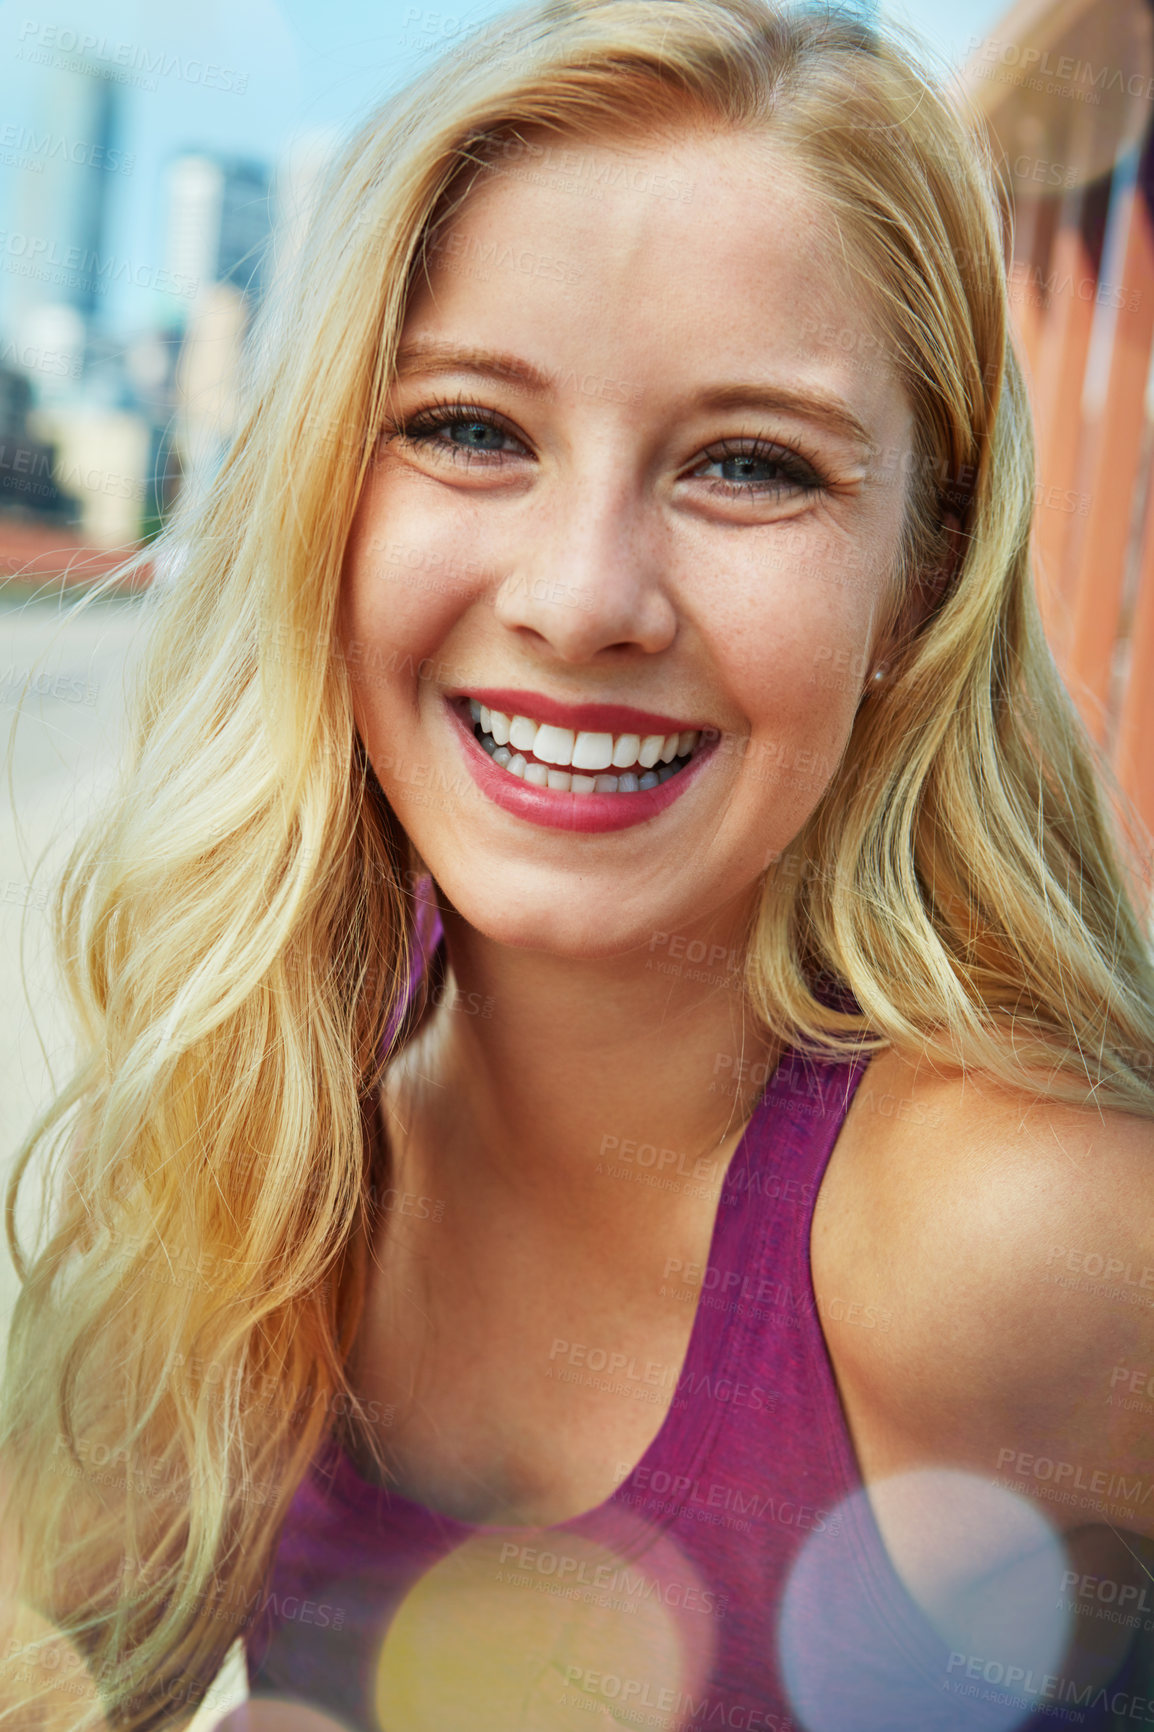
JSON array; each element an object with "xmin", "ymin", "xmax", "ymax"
[{"xmin": 0, "ymin": 0, "xmax": 1010, "ymax": 342}]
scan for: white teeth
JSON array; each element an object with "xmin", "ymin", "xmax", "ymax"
[
  {"xmin": 508, "ymin": 714, "xmax": 537, "ymax": 752},
  {"xmin": 533, "ymin": 723, "xmax": 575, "ymax": 767},
  {"xmin": 483, "ymin": 745, "xmax": 690, "ymax": 797},
  {"xmin": 468, "ymin": 700, "xmax": 703, "ymax": 790},
  {"xmin": 571, "ymin": 732, "xmax": 615, "ymax": 772}
]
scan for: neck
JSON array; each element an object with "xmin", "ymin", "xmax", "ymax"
[{"xmin": 385, "ymin": 893, "xmax": 780, "ymax": 1224}]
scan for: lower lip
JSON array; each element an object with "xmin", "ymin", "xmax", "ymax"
[{"xmin": 445, "ymin": 700, "xmax": 717, "ymax": 833}]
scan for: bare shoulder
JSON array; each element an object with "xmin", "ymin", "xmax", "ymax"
[
  {"xmin": 836, "ymin": 1042, "xmax": 1154, "ymax": 1258},
  {"xmin": 813, "ymin": 1043, "xmax": 1154, "ymax": 1537}
]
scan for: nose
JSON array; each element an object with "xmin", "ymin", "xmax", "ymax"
[{"xmin": 490, "ymin": 461, "xmax": 678, "ymax": 661}]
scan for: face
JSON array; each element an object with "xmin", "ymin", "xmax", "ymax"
[{"xmin": 340, "ymin": 125, "xmax": 916, "ymax": 959}]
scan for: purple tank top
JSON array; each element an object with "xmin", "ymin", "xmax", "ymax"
[{"xmin": 245, "ymin": 908, "xmax": 1142, "ymax": 1731}]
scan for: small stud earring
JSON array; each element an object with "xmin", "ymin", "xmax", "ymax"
[{"xmin": 872, "ymin": 665, "xmax": 887, "ymax": 682}]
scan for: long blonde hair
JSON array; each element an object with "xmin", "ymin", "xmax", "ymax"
[{"xmin": 4, "ymin": 0, "xmax": 1153, "ymax": 1723}]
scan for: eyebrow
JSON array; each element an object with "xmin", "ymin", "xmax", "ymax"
[{"xmin": 392, "ymin": 341, "xmax": 877, "ymax": 453}]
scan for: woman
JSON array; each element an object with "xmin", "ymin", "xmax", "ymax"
[{"xmin": 3, "ymin": 1, "xmax": 1153, "ymax": 1728}]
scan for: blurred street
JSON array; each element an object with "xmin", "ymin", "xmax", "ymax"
[
  {"xmin": 0, "ymin": 579, "xmax": 250, "ymax": 1723},
  {"xmin": 0, "ymin": 586, "xmax": 146, "ymax": 1321}
]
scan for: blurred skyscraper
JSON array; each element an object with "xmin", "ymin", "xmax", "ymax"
[
  {"xmin": 0, "ymin": 49, "xmax": 152, "ymax": 547},
  {"xmin": 9, "ymin": 52, "xmax": 124, "ymax": 337},
  {"xmin": 165, "ymin": 153, "xmax": 271, "ymax": 312},
  {"xmin": 165, "ymin": 153, "xmax": 271, "ymax": 491}
]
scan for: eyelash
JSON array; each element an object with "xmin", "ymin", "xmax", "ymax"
[{"xmin": 385, "ymin": 397, "xmax": 827, "ymax": 499}]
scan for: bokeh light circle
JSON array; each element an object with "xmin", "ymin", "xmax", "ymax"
[
  {"xmin": 778, "ymin": 1469, "xmax": 1072, "ymax": 1732},
  {"xmin": 375, "ymin": 1527, "xmax": 714, "ymax": 1731}
]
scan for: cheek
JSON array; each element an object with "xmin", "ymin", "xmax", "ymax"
[
  {"xmin": 721, "ymin": 591, "xmax": 880, "ymax": 811},
  {"xmin": 343, "ymin": 462, "xmax": 447, "ymax": 626},
  {"xmin": 339, "ymin": 497, "xmax": 478, "ymax": 713},
  {"xmin": 794, "ymin": 638, "xmax": 875, "ymax": 712},
  {"xmin": 729, "ymin": 595, "xmax": 875, "ymax": 726}
]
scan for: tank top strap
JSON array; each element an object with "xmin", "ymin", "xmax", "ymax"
[
  {"xmin": 602, "ymin": 1039, "xmax": 872, "ymax": 1534},
  {"xmin": 707, "ymin": 1039, "xmax": 874, "ymax": 1461},
  {"xmin": 716, "ymin": 1042, "xmax": 1057, "ymax": 1728},
  {"xmin": 724, "ymin": 1039, "xmax": 871, "ymax": 1211}
]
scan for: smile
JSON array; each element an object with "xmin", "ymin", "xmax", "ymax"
[
  {"xmin": 445, "ymin": 695, "xmax": 717, "ymax": 834},
  {"xmin": 468, "ymin": 698, "xmax": 700, "ymax": 794}
]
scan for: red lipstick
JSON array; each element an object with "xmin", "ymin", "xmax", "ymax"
[
  {"xmin": 443, "ymin": 698, "xmax": 718, "ymax": 833},
  {"xmin": 445, "ymin": 687, "xmax": 710, "ymax": 738}
]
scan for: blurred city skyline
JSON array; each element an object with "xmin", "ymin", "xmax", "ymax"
[
  {"xmin": 0, "ymin": 0, "xmax": 1005, "ymax": 335},
  {"xmin": 0, "ymin": 0, "xmax": 1006, "ymax": 558}
]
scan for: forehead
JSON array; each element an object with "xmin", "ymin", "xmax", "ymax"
[{"xmin": 407, "ymin": 125, "xmax": 911, "ymax": 455}]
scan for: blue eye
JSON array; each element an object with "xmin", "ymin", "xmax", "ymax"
[
  {"xmin": 696, "ymin": 440, "xmax": 823, "ymax": 498},
  {"xmin": 389, "ymin": 402, "xmax": 522, "ymax": 463},
  {"xmin": 385, "ymin": 399, "xmax": 828, "ymax": 501},
  {"xmin": 445, "ymin": 419, "xmax": 508, "ymax": 450}
]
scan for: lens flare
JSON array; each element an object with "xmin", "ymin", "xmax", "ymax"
[
  {"xmin": 374, "ymin": 1527, "xmax": 712, "ymax": 1731},
  {"xmin": 778, "ymin": 1469, "xmax": 1072, "ymax": 1732}
]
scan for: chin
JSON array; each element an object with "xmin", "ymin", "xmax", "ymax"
[{"xmin": 434, "ymin": 875, "xmax": 663, "ymax": 962}]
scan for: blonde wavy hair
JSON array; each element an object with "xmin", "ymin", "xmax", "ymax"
[{"xmin": 4, "ymin": 0, "xmax": 1154, "ymax": 1724}]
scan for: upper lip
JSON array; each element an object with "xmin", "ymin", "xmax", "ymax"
[{"xmin": 447, "ymin": 687, "xmax": 709, "ymax": 736}]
